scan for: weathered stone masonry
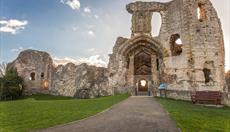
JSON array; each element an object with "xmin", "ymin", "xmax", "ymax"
[
  {"xmin": 9, "ymin": 50, "xmax": 112, "ymax": 99},
  {"xmin": 9, "ymin": 0, "xmax": 229, "ymax": 105},
  {"xmin": 108, "ymin": 0, "xmax": 226, "ymax": 101}
]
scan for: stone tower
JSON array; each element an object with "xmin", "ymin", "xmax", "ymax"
[{"xmin": 108, "ymin": 0, "xmax": 225, "ymax": 100}]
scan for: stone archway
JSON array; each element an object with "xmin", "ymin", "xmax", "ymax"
[
  {"xmin": 134, "ymin": 51, "xmax": 151, "ymax": 94},
  {"xmin": 116, "ymin": 35, "xmax": 165, "ymax": 96}
]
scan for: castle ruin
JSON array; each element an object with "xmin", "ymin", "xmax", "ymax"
[{"xmin": 9, "ymin": 0, "xmax": 229, "ymax": 105}]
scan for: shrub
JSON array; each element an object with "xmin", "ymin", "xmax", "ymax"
[{"xmin": 0, "ymin": 68, "xmax": 24, "ymax": 100}]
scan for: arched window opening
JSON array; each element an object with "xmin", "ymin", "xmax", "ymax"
[
  {"xmin": 203, "ymin": 61, "xmax": 214, "ymax": 84},
  {"xmin": 203, "ymin": 68, "xmax": 211, "ymax": 83},
  {"xmin": 30, "ymin": 72, "xmax": 35, "ymax": 81},
  {"xmin": 41, "ymin": 72, "xmax": 44, "ymax": 79},
  {"xmin": 151, "ymin": 12, "xmax": 162, "ymax": 37},
  {"xmin": 43, "ymin": 79, "xmax": 49, "ymax": 89},
  {"xmin": 170, "ymin": 34, "xmax": 183, "ymax": 56},
  {"xmin": 197, "ymin": 3, "xmax": 207, "ymax": 22}
]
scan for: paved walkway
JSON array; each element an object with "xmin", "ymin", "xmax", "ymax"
[{"xmin": 40, "ymin": 96, "xmax": 179, "ymax": 132}]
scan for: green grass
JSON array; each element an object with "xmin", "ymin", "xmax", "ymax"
[
  {"xmin": 156, "ymin": 98, "xmax": 230, "ymax": 132},
  {"xmin": 0, "ymin": 94, "xmax": 129, "ymax": 132}
]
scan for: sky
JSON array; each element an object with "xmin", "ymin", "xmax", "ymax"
[{"xmin": 0, "ymin": 0, "xmax": 229, "ymax": 70}]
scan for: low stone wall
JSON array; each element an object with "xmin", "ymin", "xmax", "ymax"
[
  {"xmin": 114, "ymin": 86, "xmax": 132, "ymax": 95},
  {"xmin": 157, "ymin": 89, "xmax": 191, "ymax": 101},
  {"xmin": 51, "ymin": 63, "xmax": 112, "ymax": 99},
  {"xmin": 163, "ymin": 90, "xmax": 230, "ymax": 106},
  {"xmin": 24, "ymin": 88, "xmax": 50, "ymax": 95}
]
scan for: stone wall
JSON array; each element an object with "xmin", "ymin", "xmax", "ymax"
[
  {"xmin": 51, "ymin": 63, "xmax": 112, "ymax": 98},
  {"xmin": 108, "ymin": 0, "xmax": 225, "ymax": 99},
  {"xmin": 8, "ymin": 49, "xmax": 54, "ymax": 95},
  {"xmin": 224, "ymin": 71, "xmax": 230, "ymax": 106},
  {"xmin": 164, "ymin": 89, "xmax": 191, "ymax": 101},
  {"xmin": 225, "ymin": 71, "xmax": 230, "ymax": 92},
  {"xmin": 10, "ymin": 50, "xmax": 112, "ymax": 98},
  {"xmin": 223, "ymin": 93, "xmax": 230, "ymax": 107},
  {"xmin": 159, "ymin": 0, "xmax": 225, "ymax": 92}
]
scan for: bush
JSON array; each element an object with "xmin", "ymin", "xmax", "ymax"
[{"xmin": 0, "ymin": 68, "xmax": 24, "ymax": 100}]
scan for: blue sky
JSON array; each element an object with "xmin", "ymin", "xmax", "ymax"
[{"xmin": 0, "ymin": 0, "xmax": 229, "ymax": 70}]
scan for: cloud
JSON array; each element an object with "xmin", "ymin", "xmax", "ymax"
[
  {"xmin": 60, "ymin": 0, "xmax": 80, "ymax": 10},
  {"xmin": 86, "ymin": 24, "xmax": 94, "ymax": 29},
  {"xmin": 53, "ymin": 55, "xmax": 107, "ymax": 67},
  {"xmin": 79, "ymin": 55, "xmax": 107, "ymax": 67},
  {"xmin": 87, "ymin": 30, "xmax": 95, "ymax": 37},
  {"xmin": 72, "ymin": 26, "xmax": 79, "ymax": 31},
  {"xmin": 94, "ymin": 15, "xmax": 99, "ymax": 19},
  {"xmin": 10, "ymin": 46, "xmax": 33, "ymax": 53},
  {"xmin": 0, "ymin": 19, "xmax": 28, "ymax": 34},
  {"xmin": 10, "ymin": 46, "xmax": 24, "ymax": 52},
  {"xmin": 54, "ymin": 57, "xmax": 80, "ymax": 65},
  {"xmin": 87, "ymin": 48, "xmax": 103, "ymax": 54},
  {"xmin": 84, "ymin": 7, "xmax": 91, "ymax": 13}
]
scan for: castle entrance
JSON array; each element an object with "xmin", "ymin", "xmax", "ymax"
[
  {"xmin": 138, "ymin": 79, "xmax": 148, "ymax": 92},
  {"xmin": 134, "ymin": 51, "xmax": 151, "ymax": 94},
  {"xmin": 122, "ymin": 40, "xmax": 163, "ymax": 96}
]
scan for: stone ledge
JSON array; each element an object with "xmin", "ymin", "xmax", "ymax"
[{"xmin": 157, "ymin": 89, "xmax": 192, "ymax": 101}]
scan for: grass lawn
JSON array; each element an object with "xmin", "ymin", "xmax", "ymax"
[
  {"xmin": 156, "ymin": 98, "xmax": 230, "ymax": 132},
  {"xmin": 0, "ymin": 94, "xmax": 129, "ymax": 132}
]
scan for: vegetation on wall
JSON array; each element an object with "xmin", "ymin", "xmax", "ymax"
[
  {"xmin": 226, "ymin": 70, "xmax": 230, "ymax": 92},
  {"xmin": 0, "ymin": 63, "xmax": 24, "ymax": 100}
]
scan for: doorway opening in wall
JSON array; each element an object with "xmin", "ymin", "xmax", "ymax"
[
  {"xmin": 151, "ymin": 12, "xmax": 162, "ymax": 37},
  {"xmin": 138, "ymin": 79, "xmax": 148, "ymax": 92},
  {"xmin": 133, "ymin": 51, "xmax": 151, "ymax": 95},
  {"xmin": 30, "ymin": 72, "xmax": 35, "ymax": 81}
]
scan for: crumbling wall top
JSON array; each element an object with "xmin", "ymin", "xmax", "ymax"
[{"xmin": 126, "ymin": 1, "xmax": 168, "ymax": 13}]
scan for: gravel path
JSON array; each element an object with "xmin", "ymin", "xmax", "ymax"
[{"xmin": 39, "ymin": 96, "xmax": 179, "ymax": 132}]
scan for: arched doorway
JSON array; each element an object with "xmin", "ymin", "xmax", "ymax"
[
  {"xmin": 133, "ymin": 51, "xmax": 152, "ymax": 95},
  {"xmin": 138, "ymin": 79, "xmax": 148, "ymax": 92},
  {"xmin": 115, "ymin": 35, "xmax": 165, "ymax": 96}
]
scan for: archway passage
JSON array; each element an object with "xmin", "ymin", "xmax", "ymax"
[
  {"xmin": 134, "ymin": 52, "xmax": 151, "ymax": 75},
  {"xmin": 133, "ymin": 51, "xmax": 152, "ymax": 93},
  {"xmin": 117, "ymin": 35, "xmax": 165, "ymax": 95}
]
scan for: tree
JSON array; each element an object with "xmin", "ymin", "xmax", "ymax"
[{"xmin": 0, "ymin": 68, "xmax": 24, "ymax": 100}]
